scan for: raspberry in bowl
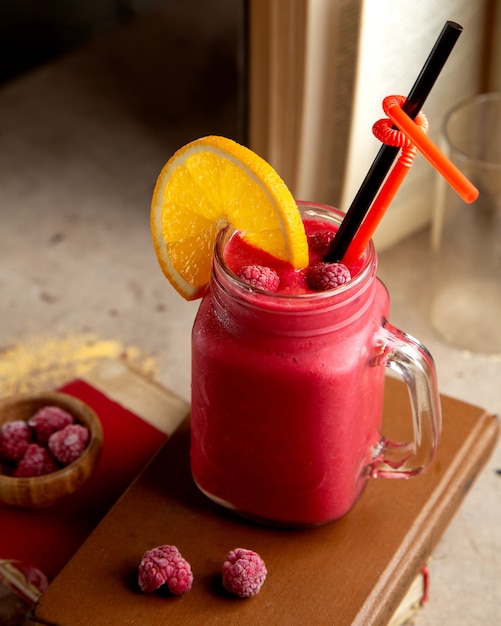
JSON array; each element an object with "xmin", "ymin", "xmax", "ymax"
[{"xmin": 0, "ymin": 392, "xmax": 103, "ymax": 508}]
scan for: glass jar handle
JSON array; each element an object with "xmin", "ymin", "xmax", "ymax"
[{"xmin": 373, "ymin": 321, "xmax": 442, "ymax": 478}]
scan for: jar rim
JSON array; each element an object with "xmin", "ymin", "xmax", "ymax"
[{"xmin": 213, "ymin": 201, "xmax": 376, "ymax": 304}]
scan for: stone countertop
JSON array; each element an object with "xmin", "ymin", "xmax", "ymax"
[{"xmin": 0, "ymin": 7, "xmax": 499, "ymax": 624}]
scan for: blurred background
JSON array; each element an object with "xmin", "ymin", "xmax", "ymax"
[
  {"xmin": 0, "ymin": 0, "xmax": 239, "ymax": 86},
  {"xmin": 0, "ymin": 0, "xmax": 244, "ymax": 141},
  {"xmin": 0, "ymin": 1, "xmax": 167, "ymax": 83}
]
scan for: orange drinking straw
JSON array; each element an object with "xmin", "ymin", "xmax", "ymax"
[
  {"xmin": 342, "ymin": 162, "xmax": 415, "ymax": 264},
  {"xmin": 343, "ymin": 95, "xmax": 479, "ymax": 264},
  {"xmin": 384, "ymin": 95, "xmax": 479, "ymax": 202},
  {"xmin": 342, "ymin": 97, "xmax": 424, "ymax": 264}
]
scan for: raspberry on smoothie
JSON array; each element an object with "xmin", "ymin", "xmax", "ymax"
[{"xmin": 225, "ymin": 216, "xmax": 364, "ymax": 295}]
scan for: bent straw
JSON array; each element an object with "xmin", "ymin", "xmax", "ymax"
[
  {"xmin": 324, "ymin": 20, "xmax": 463, "ymax": 263},
  {"xmin": 342, "ymin": 98, "xmax": 479, "ymax": 264},
  {"xmin": 386, "ymin": 100, "xmax": 479, "ymax": 202}
]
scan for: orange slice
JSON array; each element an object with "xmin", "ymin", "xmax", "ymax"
[{"xmin": 150, "ymin": 135, "xmax": 308, "ymax": 300}]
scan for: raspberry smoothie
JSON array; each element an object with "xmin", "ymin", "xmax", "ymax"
[
  {"xmin": 191, "ymin": 203, "xmax": 440, "ymax": 526},
  {"xmin": 191, "ymin": 204, "xmax": 388, "ymax": 525}
]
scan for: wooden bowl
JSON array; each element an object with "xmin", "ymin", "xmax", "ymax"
[{"xmin": 0, "ymin": 392, "xmax": 103, "ymax": 508}]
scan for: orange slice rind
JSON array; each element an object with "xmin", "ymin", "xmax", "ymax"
[{"xmin": 150, "ymin": 135, "xmax": 308, "ymax": 300}]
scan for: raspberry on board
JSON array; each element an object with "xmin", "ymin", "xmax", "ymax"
[
  {"xmin": 48, "ymin": 423, "xmax": 90, "ymax": 466},
  {"xmin": 222, "ymin": 548, "xmax": 267, "ymax": 598},
  {"xmin": 28, "ymin": 406, "xmax": 75, "ymax": 445},
  {"xmin": 138, "ymin": 545, "xmax": 193, "ymax": 595},
  {"xmin": 0, "ymin": 420, "xmax": 33, "ymax": 462},
  {"xmin": 14, "ymin": 443, "xmax": 59, "ymax": 477},
  {"xmin": 238, "ymin": 265, "xmax": 280, "ymax": 292},
  {"xmin": 307, "ymin": 262, "xmax": 351, "ymax": 291}
]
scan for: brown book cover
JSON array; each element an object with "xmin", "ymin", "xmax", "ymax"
[{"xmin": 32, "ymin": 378, "xmax": 499, "ymax": 626}]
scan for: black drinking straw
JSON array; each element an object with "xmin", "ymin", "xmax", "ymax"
[{"xmin": 324, "ymin": 20, "xmax": 463, "ymax": 262}]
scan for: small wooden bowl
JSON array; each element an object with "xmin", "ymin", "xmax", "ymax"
[{"xmin": 0, "ymin": 392, "xmax": 103, "ymax": 508}]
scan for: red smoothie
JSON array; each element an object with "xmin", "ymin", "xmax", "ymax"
[
  {"xmin": 191, "ymin": 203, "xmax": 391, "ymax": 525},
  {"xmin": 223, "ymin": 217, "xmax": 364, "ymax": 296}
]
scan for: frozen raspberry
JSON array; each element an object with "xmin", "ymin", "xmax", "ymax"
[
  {"xmin": 138, "ymin": 545, "xmax": 193, "ymax": 595},
  {"xmin": 0, "ymin": 420, "xmax": 33, "ymax": 462},
  {"xmin": 238, "ymin": 265, "xmax": 280, "ymax": 292},
  {"xmin": 48, "ymin": 424, "xmax": 89, "ymax": 465},
  {"xmin": 28, "ymin": 406, "xmax": 75, "ymax": 445},
  {"xmin": 307, "ymin": 230, "xmax": 336, "ymax": 255},
  {"xmin": 222, "ymin": 548, "xmax": 267, "ymax": 598},
  {"xmin": 13, "ymin": 562, "xmax": 49, "ymax": 594},
  {"xmin": 307, "ymin": 262, "xmax": 351, "ymax": 291},
  {"xmin": 14, "ymin": 443, "xmax": 59, "ymax": 477}
]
